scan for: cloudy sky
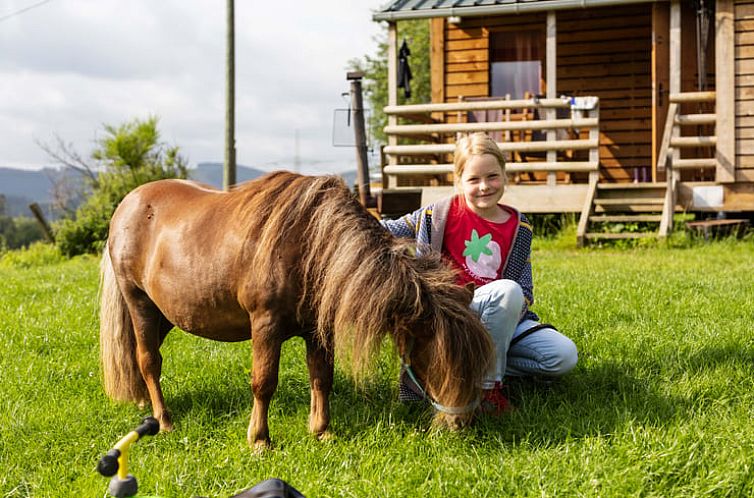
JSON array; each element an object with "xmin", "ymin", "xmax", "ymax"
[{"xmin": 0, "ymin": 0, "xmax": 386, "ymax": 175}]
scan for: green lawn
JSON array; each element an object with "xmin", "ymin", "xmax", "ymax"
[{"xmin": 1, "ymin": 240, "xmax": 753, "ymax": 497}]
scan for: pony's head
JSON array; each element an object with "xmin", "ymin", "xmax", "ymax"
[{"xmin": 391, "ymin": 250, "xmax": 494, "ymax": 429}]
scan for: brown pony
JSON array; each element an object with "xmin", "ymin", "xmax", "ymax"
[{"xmin": 100, "ymin": 171, "xmax": 492, "ymax": 449}]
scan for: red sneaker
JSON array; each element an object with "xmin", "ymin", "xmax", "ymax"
[{"xmin": 479, "ymin": 382, "xmax": 512, "ymax": 416}]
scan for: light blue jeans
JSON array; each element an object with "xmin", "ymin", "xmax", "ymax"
[{"xmin": 470, "ymin": 279, "xmax": 578, "ymax": 387}]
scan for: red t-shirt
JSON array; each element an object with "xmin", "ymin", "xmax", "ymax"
[{"xmin": 442, "ymin": 196, "xmax": 518, "ymax": 287}]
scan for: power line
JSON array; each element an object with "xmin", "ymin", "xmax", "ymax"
[{"xmin": 0, "ymin": 0, "xmax": 54, "ymax": 23}]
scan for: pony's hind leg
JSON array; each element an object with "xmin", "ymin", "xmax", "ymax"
[
  {"xmin": 123, "ymin": 286, "xmax": 174, "ymax": 432},
  {"xmin": 248, "ymin": 311, "xmax": 284, "ymax": 450},
  {"xmin": 304, "ymin": 334, "xmax": 333, "ymax": 439}
]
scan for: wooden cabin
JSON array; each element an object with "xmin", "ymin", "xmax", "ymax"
[{"xmin": 373, "ymin": 0, "xmax": 754, "ymax": 243}]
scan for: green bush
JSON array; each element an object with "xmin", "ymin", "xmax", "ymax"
[
  {"xmin": 54, "ymin": 117, "xmax": 187, "ymax": 257},
  {"xmin": 0, "ymin": 242, "xmax": 64, "ymax": 268}
]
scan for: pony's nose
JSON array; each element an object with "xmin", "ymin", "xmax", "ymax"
[{"xmin": 432, "ymin": 412, "xmax": 472, "ymax": 431}]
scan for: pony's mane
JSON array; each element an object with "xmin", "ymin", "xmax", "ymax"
[{"xmin": 229, "ymin": 171, "xmax": 491, "ymax": 392}]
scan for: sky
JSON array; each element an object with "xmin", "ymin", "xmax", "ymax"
[{"xmin": 0, "ymin": 0, "xmax": 387, "ymax": 175}]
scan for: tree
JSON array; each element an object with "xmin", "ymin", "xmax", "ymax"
[
  {"xmin": 349, "ymin": 20, "xmax": 431, "ymax": 145},
  {"xmin": 54, "ymin": 116, "xmax": 188, "ymax": 257}
]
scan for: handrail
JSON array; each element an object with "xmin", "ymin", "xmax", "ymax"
[{"xmin": 381, "ymin": 96, "xmax": 600, "ymax": 186}]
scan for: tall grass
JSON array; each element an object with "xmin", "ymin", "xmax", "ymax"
[{"xmin": 1, "ymin": 240, "xmax": 752, "ymax": 497}]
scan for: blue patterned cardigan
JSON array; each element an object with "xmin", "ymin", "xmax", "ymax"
[{"xmin": 380, "ymin": 195, "xmax": 539, "ymax": 323}]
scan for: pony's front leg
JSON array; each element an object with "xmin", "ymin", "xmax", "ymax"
[
  {"xmin": 248, "ymin": 314, "xmax": 283, "ymax": 450},
  {"xmin": 305, "ymin": 335, "xmax": 334, "ymax": 439}
]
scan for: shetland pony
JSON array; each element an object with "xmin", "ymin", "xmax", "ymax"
[{"xmin": 99, "ymin": 171, "xmax": 492, "ymax": 448}]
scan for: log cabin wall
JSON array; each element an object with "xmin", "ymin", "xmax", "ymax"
[
  {"xmin": 735, "ymin": 1, "xmax": 754, "ymax": 181},
  {"xmin": 440, "ymin": 5, "xmax": 655, "ymax": 183}
]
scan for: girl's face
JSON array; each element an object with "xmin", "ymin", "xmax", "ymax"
[{"xmin": 459, "ymin": 154, "xmax": 505, "ymax": 217}]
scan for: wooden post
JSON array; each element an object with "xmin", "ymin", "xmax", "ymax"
[
  {"xmin": 223, "ymin": 0, "xmax": 236, "ymax": 191},
  {"xmin": 387, "ymin": 22, "xmax": 399, "ymax": 188},
  {"xmin": 715, "ymin": 0, "xmax": 735, "ymax": 183},
  {"xmin": 661, "ymin": 0, "xmax": 682, "ymax": 237},
  {"xmin": 28, "ymin": 203, "xmax": 54, "ymax": 243},
  {"xmin": 546, "ymin": 11, "xmax": 557, "ymax": 186},
  {"xmin": 652, "ymin": 2, "xmax": 670, "ymax": 182},
  {"xmin": 348, "ymin": 72, "xmax": 373, "ymax": 207}
]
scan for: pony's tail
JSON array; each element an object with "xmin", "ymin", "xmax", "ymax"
[{"xmin": 99, "ymin": 242, "xmax": 148, "ymax": 404}]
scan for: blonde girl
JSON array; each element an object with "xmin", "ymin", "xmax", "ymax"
[{"xmin": 381, "ymin": 132, "xmax": 577, "ymax": 414}]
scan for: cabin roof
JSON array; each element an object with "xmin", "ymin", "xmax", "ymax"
[{"xmin": 373, "ymin": 0, "xmax": 661, "ymax": 21}]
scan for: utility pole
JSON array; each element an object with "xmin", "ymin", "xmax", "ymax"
[{"xmin": 223, "ymin": 0, "xmax": 236, "ymax": 191}]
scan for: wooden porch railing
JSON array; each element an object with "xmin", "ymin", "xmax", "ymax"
[
  {"xmin": 657, "ymin": 91, "xmax": 716, "ymax": 237},
  {"xmin": 381, "ymin": 97, "xmax": 600, "ymax": 189}
]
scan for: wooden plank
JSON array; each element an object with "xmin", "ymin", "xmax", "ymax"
[
  {"xmin": 558, "ymin": 61, "xmax": 651, "ymax": 79},
  {"xmin": 718, "ymin": 0, "xmax": 736, "ymax": 183},
  {"xmin": 735, "ymin": 86, "xmax": 754, "ymax": 99},
  {"xmin": 388, "ymin": 22, "xmax": 398, "ymax": 177},
  {"xmin": 431, "ymin": 18, "xmax": 445, "ymax": 108},
  {"xmin": 670, "ymin": 136, "xmax": 717, "ymax": 147},
  {"xmin": 445, "ymin": 49, "xmax": 488, "ymax": 64},
  {"xmin": 559, "ymin": 51, "xmax": 650, "ymax": 66},
  {"xmin": 735, "ymin": 3, "xmax": 754, "ymax": 19},
  {"xmin": 445, "ymin": 26, "xmax": 484, "ymax": 41},
  {"xmin": 385, "ymin": 118, "xmax": 599, "ymax": 135},
  {"xmin": 736, "ymin": 58, "xmax": 754, "ymax": 74},
  {"xmin": 584, "ymin": 232, "xmax": 658, "ymax": 240},
  {"xmin": 383, "ymin": 161, "xmax": 599, "ymax": 175},
  {"xmin": 735, "ymin": 127, "xmax": 754, "ymax": 138},
  {"xmin": 446, "ymin": 38, "xmax": 488, "ymax": 51},
  {"xmin": 559, "ymin": 26, "xmax": 650, "ymax": 44},
  {"xmin": 736, "ymin": 138, "xmax": 754, "ymax": 154},
  {"xmin": 559, "ymin": 38, "xmax": 650, "ymax": 56},
  {"xmin": 576, "ymin": 171, "xmax": 598, "ymax": 247},
  {"xmin": 446, "ymin": 71, "xmax": 487, "ymax": 85},
  {"xmin": 384, "ymin": 138, "xmax": 598, "ymax": 155},
  {"xmin": 735, "ymin": 31, "xmax": 754, "ymax": 44},
  {"xmin": 735, "ymin": 45, "xmax": 754, "ymax": 58},
  {"xmin": 446, "ymin": 62, "xmax": 488, "ymax": 72},
  {"xmin": 445, "ymin": 84, "xmax": 488, "ymax": 99},
  {"xmin": 735, "ymin": 100, "xmax": 754, "ymax": 115}
]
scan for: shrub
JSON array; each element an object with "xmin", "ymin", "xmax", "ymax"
[{"xmin": 54, "ymin": 117, "xmax": 187, "ymax": 257}]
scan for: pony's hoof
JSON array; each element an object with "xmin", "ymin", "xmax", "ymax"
[
  {"xmin": 316, "ymin": 430, "xmax": 335, "ymax": 442},
  {"xmin": 253, "ymin": 440, "xmax": 272, "ymax": 455}
]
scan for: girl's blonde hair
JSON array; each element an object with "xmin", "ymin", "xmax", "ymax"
[{"xmin": 453, "ymin": 132, "xmax": 506, "ymax": 182}]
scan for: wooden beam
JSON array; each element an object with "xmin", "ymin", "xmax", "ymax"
[
  {"xmin": 384, "ymin": 138, "xmax": 599, "ymax": 155},
  {"xmin": 430, "ymin": 17, "xmax": 445, "ymax": 114},
  {"xmin": 383, "ymin": 161, "xmax": 599, "ymax": 175},
  {"xmin": 547, "ymin": 11, "xmax": 557, "ymax": 186},
  {"xmin": 384, "ymin": 117, "xmax": 598, "ymax": 135},
  {"xmin": 576, "ymin": 172, "xmax": 599, "ymax": 247},
  {"xmin": 716, "ymin": 0, "xmax": 736, "ymax": 183},
  {"xmin": 384, "ymin": 98, "xmax": 571, "ymax": 115},
  {"xmin": 387, "ymin": 22, "xmax": 399, "ymax": 186},
  {"xmin": 652, "ymin": 2, "xmax": 669, "ymax": 182}
]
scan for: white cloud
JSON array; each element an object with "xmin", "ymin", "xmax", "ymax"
[{"xmin": 0, "ymin": 0, "xmax": 386, "ymax": 174}]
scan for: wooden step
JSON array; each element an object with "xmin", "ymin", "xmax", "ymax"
[
  {"xmin": 584, "ymin": 232, "xmax": 658, "ymax": 240},
  {"xmin": 597, "ymin": 182, "xmax": 666, "ymax": 190},
  {"xmin": 589, "ymin": 214, "xmax": 662, "ymax": 223},
  {"xmin": 594, "ymin": 197, "xmax": 664, "ymax": 206}
]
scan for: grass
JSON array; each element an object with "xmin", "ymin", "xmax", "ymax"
[{"xmin": 1, "ymin": 239, "xmax": 753, "ymax": 497}]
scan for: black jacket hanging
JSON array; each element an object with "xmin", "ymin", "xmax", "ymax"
[{"xmin": 397, "ymin": 39, "xmax": 412, "ymax": 99}]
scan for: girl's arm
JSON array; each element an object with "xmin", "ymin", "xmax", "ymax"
[{"xmin": 379, "ymin": 207, "xmax": 424, "ymax": 239}]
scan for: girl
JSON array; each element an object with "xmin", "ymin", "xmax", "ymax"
[{"xmin": 381, "ymin": 132, "xmax": 578, "ymax": 415}]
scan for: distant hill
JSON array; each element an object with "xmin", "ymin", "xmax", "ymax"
[
  {"xmin": 190, "ymin": 162, "xmax": 266, "ymax": 187},
  {"xmin": 0, "ymin": 164, "xmax": 359, "ymax": 218},
  {"xmin": 191, "ymin": 163, "xmax": 357, "ymax": 189},
  {"xmin": 0, "ymin": 167, "xmax": 67, "ymax": 218}
]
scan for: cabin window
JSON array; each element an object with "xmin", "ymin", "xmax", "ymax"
[{"xmin": 489, "ymin": 30, "xmax": 543, "ymax": 99}]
